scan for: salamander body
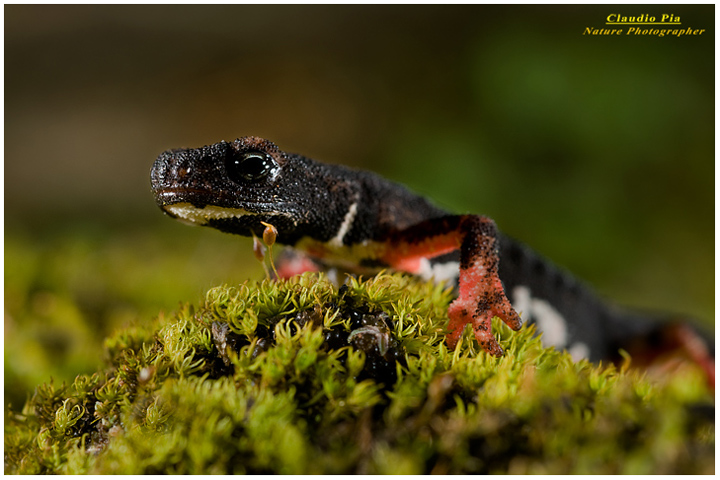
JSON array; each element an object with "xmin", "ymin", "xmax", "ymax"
[{"xmin": 151, "ymin": 136, "xmax": 714, "ymax": 380}]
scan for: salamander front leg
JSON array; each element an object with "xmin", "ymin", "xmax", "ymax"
[
  {"xmin": 271, "ymin": 247, "xmax": 322, "ymax": 279},
  {"xmin": 382, "ymin": 215, "xmax": 523, "ymax": 356},
  {"xmin": 447, "ymin": 216, "xmax": 522, "ymax": 355}
]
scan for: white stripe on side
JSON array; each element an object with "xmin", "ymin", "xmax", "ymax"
[{"xmin": 328, "ymin": 201, "xmax": 358, "ymax": 248}]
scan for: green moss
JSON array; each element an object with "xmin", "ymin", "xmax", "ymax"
[{"xmin": 4, "ymin": 272, "xmax": 714, "ymax": 474}]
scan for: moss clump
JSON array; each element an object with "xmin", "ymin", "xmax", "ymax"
[{"xmin": 4, "ymin": 272, "xmax": 714, "ymax": 474}]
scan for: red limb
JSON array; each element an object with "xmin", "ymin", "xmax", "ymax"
[
  {"xmin": 623, "ymin": 323, "xmax": 715, "ymax": 390},
  {"xmin": 673, "ymin": 324, "xmax": 715, "ymax": 389},
  {"xmin": 274, "ymin": 248, "xmax": 322, "ymax": 279},
  {"xmin": 381, "ymin": 215, "xmax": 523, "ymax": 356}
]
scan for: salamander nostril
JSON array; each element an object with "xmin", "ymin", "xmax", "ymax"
[{"xmin": 176, "ymin": 166, "xmax": 191, "ymax": 178}]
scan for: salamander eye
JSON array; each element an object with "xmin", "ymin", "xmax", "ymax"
[{"xmin": 226, "ymin": 151, "xmax": 278, "ymax": 183}]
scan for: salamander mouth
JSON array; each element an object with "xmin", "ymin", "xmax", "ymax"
[
  {"xmin": 154, "ymin": 188, "xmax": 293, "ymax": 227},
  {"xmin": 160, "ymin": 202, "xmax": 258, "ymax": 225},
  {"xmin": 161, "ymin": 202, "xmax": 298, "ymax": 241},
  {"xmin": 154, "ymin": 187, "xmax": 264, "ymax": 211},
  {"xmin": 154, "ymin": 188, "xmax": 214, "ymax": 206}
]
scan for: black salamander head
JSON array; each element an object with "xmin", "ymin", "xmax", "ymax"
[{"xmin": 151, "ymin": 136, "xmax": 318, "ymax": 240}]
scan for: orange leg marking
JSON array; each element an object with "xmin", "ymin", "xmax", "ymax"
[{"xmin": 381, "ymin": 215, "xmax": 522, "ymax": 356}]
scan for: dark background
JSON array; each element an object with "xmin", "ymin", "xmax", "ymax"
[{"xmin": 5, "ymin": 5, "xmax": 714, "ymax": 406}]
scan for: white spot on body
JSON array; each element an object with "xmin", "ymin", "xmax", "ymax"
[
  {"xmin": 531, "ymin": 299, "xmax": 568, "ymax": 348},
  {"xmin": 511, "ymin": 285, "xmax": 568, "ymax": 349},
  {"xmin": 328, "ymin": 201, "xmax": 358, "ymax": 248},
  {"xmin": 568, "ymin": 342, "xmax": 590, "ymax": 361},
  {"xmin": 511, "ymin": 285, "xmax": 533, "ymax": 324},
  {"xmin": 416, "ymin": 258, "xmax": 461, "ymax": 283}
]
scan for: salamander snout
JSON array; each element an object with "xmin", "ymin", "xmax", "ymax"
[{"xmin": 150, "ymin": 142, "xmax": 233, "ymax": 207}]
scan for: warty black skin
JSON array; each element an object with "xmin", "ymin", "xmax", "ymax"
[
  {"xmin": 151, "ymin": 137, "xmax": 713, "ymax": 366},
  {"xmin": 151, "ymin": 137, "xmax": 445, "ymax": 246}
]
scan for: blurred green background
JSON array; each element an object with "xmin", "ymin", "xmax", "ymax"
[{"xmin": 5, "ymin": 5, "xmax": 714, "ymax": 410}]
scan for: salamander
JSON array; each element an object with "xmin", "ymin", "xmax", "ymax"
[{"xmin": 150, "ymin": 136, "xmax": 714, "ymax": 382}]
